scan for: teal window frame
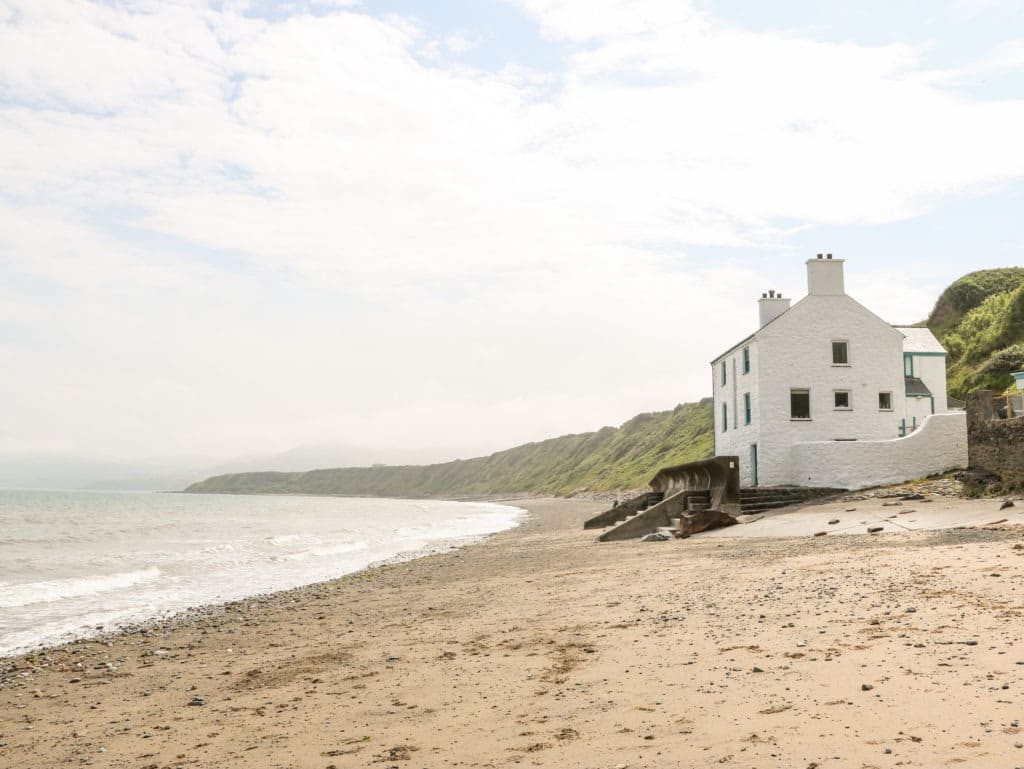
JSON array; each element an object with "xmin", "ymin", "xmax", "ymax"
[
  {"xmin": 742, "ymin": 347, "xmax": 750, "ymax": 374},
  {"xmin": 721, "ymin": 361, "xmax": 727, "ymax": 385},
  {"xmin": 744, "ymin": 393, "xmax": 751, "ymax": 424},
  {"xmin": 722, "ymin": 404, "xmax": 728, "ymax": 432},
  {"xmin": 904, "ymin": 354, "xmax": 914, "ymax": 377}
]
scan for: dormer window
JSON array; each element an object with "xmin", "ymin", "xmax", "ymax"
[{"xmin": 832, "ymin": 340, "xmax": 849, "ymax": 365}]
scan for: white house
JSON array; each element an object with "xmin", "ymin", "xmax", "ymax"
[{"xmin": 711, "ymin": 255, "xmax": 967, "ymax": 489}]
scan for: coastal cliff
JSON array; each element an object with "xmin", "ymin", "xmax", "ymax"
[
  {"xmin": 185, "ymin": 399, "xmax": 714, "ymax": 497},
  {"xmin": 929, "ymin": 267, "xmax": 1024, "ymax": 398}
]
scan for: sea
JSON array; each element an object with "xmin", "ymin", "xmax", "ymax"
[{"xmin": 0, "ymin": 489, "xmax": 525, "ymax": 657}]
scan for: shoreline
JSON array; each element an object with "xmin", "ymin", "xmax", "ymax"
[
  {"xmin": 0, "ymin": 496, "xmax": 532, "ymax": 661},
  {"xmin": 5, "ymin": 496, "xmax": 1024, "ymax": 767}
]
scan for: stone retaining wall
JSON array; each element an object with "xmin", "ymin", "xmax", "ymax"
[{"xmin": 967, "ymin": 390, "xmax": 1024, "ymax": 488}]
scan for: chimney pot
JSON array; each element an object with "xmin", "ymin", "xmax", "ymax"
[
  {"xmin": 817, "ymin": 254, "xmax": 823, "ymax": 259},
  {"xmin": 762, "ymin": 292, "xmax": 767, "ymax": 298},
  {"xmin": 827, "ymin": 253, "xmax": 833, "ymax": 259}
]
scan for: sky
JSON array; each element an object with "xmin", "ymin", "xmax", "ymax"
[{"xmin": 2, "ymin": 0, "xmax": 1024, "ymax": 466}]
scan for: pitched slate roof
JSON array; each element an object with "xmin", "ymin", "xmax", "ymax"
[{"xmin": 894, "ymin": 326, "xmax": 946, "ymax": 354}]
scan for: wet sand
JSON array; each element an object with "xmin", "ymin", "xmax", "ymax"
[{"xmin": 4, "ymin": 495, "xmax": 1024, "ymax": 768}]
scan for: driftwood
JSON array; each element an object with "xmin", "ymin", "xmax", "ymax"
[{"xmin": 673, "ymin": 509, "xmax": 738, "ymax": 539}]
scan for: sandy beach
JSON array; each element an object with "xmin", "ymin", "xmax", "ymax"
[{"xmin": 4, "ymin": 495, "xmax": 1024, "ymax": 768}]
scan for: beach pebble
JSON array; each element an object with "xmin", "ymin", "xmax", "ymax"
[
  {"xmin": 861, "ymin": 684, "xmax": 874, "ymax": 691},
  {"xmin": 828, "ymin": 519, "xmax": 839, "ymax": 525},
  {"xmin": 187, "ymin": 696, "xmax": 206, "ymax": 706}
]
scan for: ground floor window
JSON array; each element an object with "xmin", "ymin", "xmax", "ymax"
[
  {"xmin": 722, "ymin": 403, "xmax": 728, "ymax": 432},
  {"xmin": 834, "ymin": 390, "xmax": 851, "ymax": 410},
  {"xmin": 790, "ymin": 388, "xmax": 810, "ymax": 420},
  {"xmin": 879, "ymin": 391, "xmax": 893, "ymax": 411}
]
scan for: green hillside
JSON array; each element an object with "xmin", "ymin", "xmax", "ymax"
[
  {"xmin": 185, "ymin": 399, "xmax": 714, "ymax": 497},
  {"xmin": 927, "ymin": 268, "xmax": 1024, "ymax": 398}
]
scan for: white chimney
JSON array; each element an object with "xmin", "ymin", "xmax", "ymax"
[
  {"xmin": 759, "ymin": 289, "xmax": 791, "ymax": 327},
  {"xmin": 806, "ymin": 253, "xmax": 845, "ymax": 295}
]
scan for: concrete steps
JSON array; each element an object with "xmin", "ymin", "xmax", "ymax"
[{"xmin": 740, "ymin": 486, "xmax": 845, "ymax": 514}]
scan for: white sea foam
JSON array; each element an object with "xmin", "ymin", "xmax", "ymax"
[
  {"xmin": 0, "ymin": 567, "xmax": 161, "ymax": 609},
  {"xmin": 0, "ymin": 490, "xmax": 525, "ymax": 656}
]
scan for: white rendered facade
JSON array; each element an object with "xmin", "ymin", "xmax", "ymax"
[{"xmin": 712, "ymin": 257, "xmax": 959, "ymax": 488}]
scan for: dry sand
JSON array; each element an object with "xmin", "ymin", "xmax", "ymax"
[{"xmin": 4, "ymin": 495, "xmax": 1024, "ymax": 768}]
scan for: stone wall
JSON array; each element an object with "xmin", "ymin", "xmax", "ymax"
[
  {"xmin": 967, "ymin": 390, "xmax": 1024, "ymax": 488},
  {"xmin": 788, "ymin": 411, "xmax": 968, "ymax": 490}
]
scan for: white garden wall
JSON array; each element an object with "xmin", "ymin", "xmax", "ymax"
[{"xmin": 788, "ymin": 411, "xmax": 967, "ymax": 490}]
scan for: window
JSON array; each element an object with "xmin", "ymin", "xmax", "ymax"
[
  {"xmin": 721, "ymin": 361, "xmax": 727, "ymax": 385},
  {"xmin": 879, "ymin": 391, "xmax": 893, "ymax": 411},
  {"xmin": 834, "ymin": 390, "xmax": 851, "ymax": 410},
  {"xmin": 721, "ymin": 404, "xmax": 728, "ymax": 432},
  {"xmin": 744, "ymin": 393, "xmax": 751, "ymax": 424},
  {"xmin": 742, "ymin": 347, "xmax": 750, "ymax": 374},
  {"xmin": 904, "ymin": 355, "xmax": 914, "ymax": 377},
  {"xmin": 832, "ymin": 341, "xmax": 849, "ymax": 365},
  {"xmin": 790, "ymin": 389, "xmax": 810, "ymax": 420}
]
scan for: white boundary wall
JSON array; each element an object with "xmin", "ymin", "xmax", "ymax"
[{"xmin": 788, "ymin": 411, "xmax": 967, "ymax": 489}]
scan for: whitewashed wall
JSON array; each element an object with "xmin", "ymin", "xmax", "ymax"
[
  {"xmin": 788, "ymin": 411, "xmax": 967, "ymax": 489},
  {"xmin": 911, "ymin": 354, "xmax": 949, "ymax": 413},
  {"xmin": 754, "ymin": 294, "xmax": 907, "ymax": 486},
  {"xmin": 905, "ymin": 397, "xmax": 935, "ymax": 432},
  {"xmin": 713, "ymin": 339, "xmax": 761, "ymax": 487}
]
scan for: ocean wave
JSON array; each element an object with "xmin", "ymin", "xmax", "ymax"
[
  {"xmin": 0, "ymin": 566, "xmax": 161, "ymax": 609},
  {"xmin": 274, "ymin": 541, "xmax": 368, "ymax": 562}
]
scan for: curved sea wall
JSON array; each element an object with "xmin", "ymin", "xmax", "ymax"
[{"xmin": 789, "ymin": 411, "xmax": 968, "ymax": 490}]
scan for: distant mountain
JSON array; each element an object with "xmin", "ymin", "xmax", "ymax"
[
  {"xmin": 0, "ymin": 443, "xmax": 477, "ymax": 492},
  {"xmin": 185, "ymin": 400, "xmax": 715, "ymax": 497},
  {"xmin": 927, "ymin": 267, "xmax": 1024, "ymax": 398}
]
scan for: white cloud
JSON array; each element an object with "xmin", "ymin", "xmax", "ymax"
[{"xmin": 2, "ymin": 0, "xmax": 1023, "ymax": 462}]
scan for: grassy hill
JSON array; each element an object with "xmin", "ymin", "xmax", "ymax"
[
  {"xmin": 185, "ymin": 399, "xmax": 715, "ymax": 497},
  {"xmin": 927, "ymin": 268, "xmax": 1024, "ymax": 398}
]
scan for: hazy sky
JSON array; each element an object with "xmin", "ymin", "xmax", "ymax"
[{"xmin": 3, "ymin": 0, "xmax": 1024, "ymax": 463}]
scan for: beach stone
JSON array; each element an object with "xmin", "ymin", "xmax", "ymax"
[
  {"xmin": 867, "ymin": 526, "xmax": 884, "ymax": 533},
  {"xmin": 187, "ymin": 696, "xmax": 206, "ymax": 706},
  {"xmin": 861, "ymin": 684, "xmax": 874, "ymax": 691},
  {"xmin": 828, "ymin": 519, "xmax": 839, "ymax": 525},
  {"xmin": 640, "ymin": 532, "xmax": 671, "ymax": 542}
]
